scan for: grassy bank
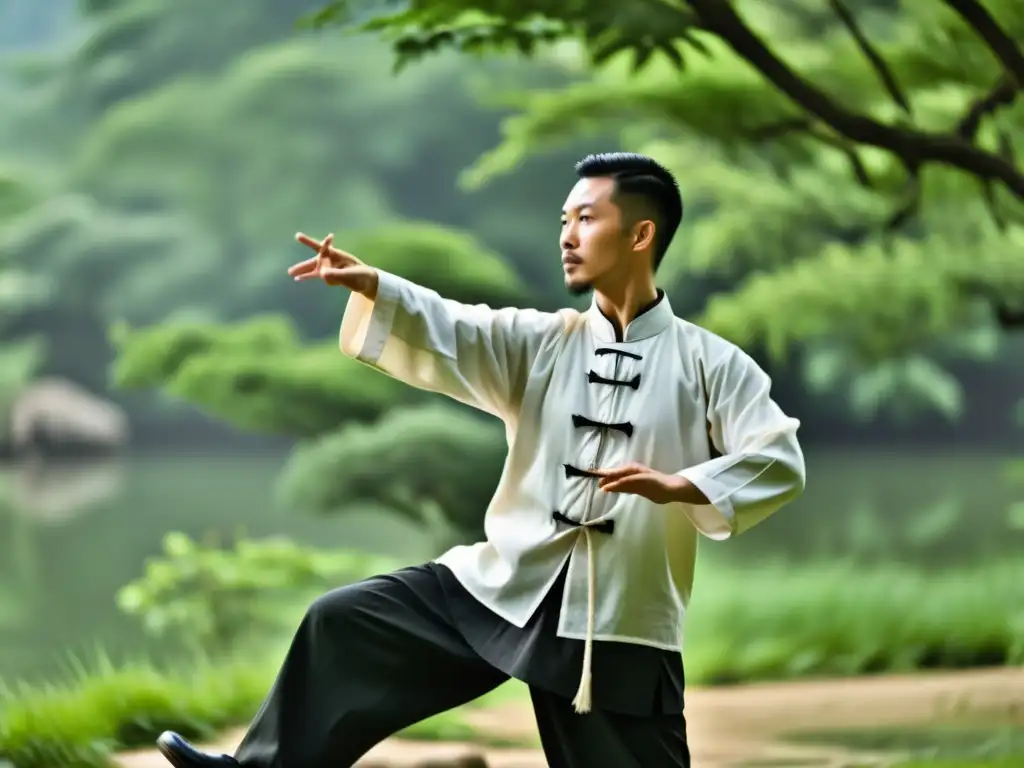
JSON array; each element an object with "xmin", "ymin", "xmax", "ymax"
[
  {"xmin": 0, "ymin": 650, "xmax": 529, "ymax": 768},
  {"xmin": 1, "ymin": 559, "xmax": 1020, "ymax": 768},
  {"xmin": 0, "ymin": 654, "xmax": 266, "ymax": 768},
  {"xmin": 684, "ymin": 558, "xmax": 1023, "ymax": 684}
]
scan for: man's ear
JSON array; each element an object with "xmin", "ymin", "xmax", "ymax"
[{"xmin": 632, "ymin": 220, "xmax": 656, "ymax": 252}]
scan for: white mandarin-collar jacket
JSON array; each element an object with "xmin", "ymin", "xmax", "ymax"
[{"xmin": 340, "ymin": 270, "xmax": 805, "ymax": 709}]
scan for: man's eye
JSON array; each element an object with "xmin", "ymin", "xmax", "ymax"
[{"xmin": 580, "ymin": 215, "xmax": 592, "ymax": 222}]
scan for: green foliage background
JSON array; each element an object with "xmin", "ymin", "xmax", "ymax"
[
  {"xmin": 0, "ymin": 3, "xmax": 1022, "ymax": 766},
  {"xmin": 2, "ymin": 0, "xmax": 1023, "ymax": 533}
]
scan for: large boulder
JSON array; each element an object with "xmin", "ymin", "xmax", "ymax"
[{"xmin": 2, "ymin": 377, "xmax": 129, "ymax": 457}]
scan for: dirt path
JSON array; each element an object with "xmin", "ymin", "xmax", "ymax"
[{"xmin": 115, "ymin": 667, "xmax": 1024, "ymax": 768}]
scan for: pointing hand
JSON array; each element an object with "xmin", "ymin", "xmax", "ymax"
[{"xmin": 288, "ymin": 232, "xmax": 379, "ymax": 298}]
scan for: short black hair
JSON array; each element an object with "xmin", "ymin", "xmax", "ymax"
[{"xmin": 574, "ymin": 152, "xmax": 683, "ymax": 270}]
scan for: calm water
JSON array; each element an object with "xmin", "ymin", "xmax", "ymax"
[{"xmin": 0, "ymin": 449, "xmax": 1019, "ymax": 685}]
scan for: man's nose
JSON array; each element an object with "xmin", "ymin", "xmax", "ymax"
[{"xmin": 561, "ymin": 228, "xmax": 578, "ymax": 251}]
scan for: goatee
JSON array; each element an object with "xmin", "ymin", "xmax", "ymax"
[{"xmin": 566, "ymin": 282, "xmax": 593, "ymax": 297}]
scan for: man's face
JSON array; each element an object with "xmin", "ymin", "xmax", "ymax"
[{"xmin": 560, "ymin": 176, "xmax": 632, "ymax": 296}]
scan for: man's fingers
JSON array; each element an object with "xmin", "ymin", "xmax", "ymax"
[
  {"xmin": 294, "ymin": 232, "xmax": 354, "ymax": 264},
  {"xmin": 291, "ymin": 233, "xmax": 365, "ymax": 288},
  {"xmin": 595, "ymin": 464, "xmax": 645, "ymax": 484},
  {"xmin": 287, "ymin": 257, "xmax": 319, "ymax": 277},
  {"xmin": 294, "ymin": 266, "xmax": 346, "ymax": 283},
  {"xmin": 295, "ymin": 232, "xmax": 324, "ymax": 251},
  {"xmin": 317, "ymin": 232, "xmax": 334, "ymax": 259},
  {"xmin": 600, "ymin": 473, "xmax": 653, "ymax": 494},
  {"xmin": 599, "ymin": 478, "xmax": 635, "ymax": 494},
  {"xmin": 297, "ymin": 231, "xmax": 339, "ymax": 260}
]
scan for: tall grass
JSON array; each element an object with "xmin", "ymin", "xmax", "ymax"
[
  {"xmin": 684, "ymin": 558, "xmax": 1024, "ymax": 684},
  {"xmin": 0, "ymin": 647, "xmax": 522, "ymax": 768},
  {"xmin": 0, "ymin": 649, "xmax": 276, "ymax": 768}
]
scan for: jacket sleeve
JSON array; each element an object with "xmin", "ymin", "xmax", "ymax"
[
  {"xmin": 339, "ymin": 270, "xmax": 568, "ymax": 422},
  {"xmin": 673, "ymin": 345, "xmax": 806, "ymax": 540}
]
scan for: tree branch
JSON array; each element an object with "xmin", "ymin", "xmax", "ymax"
[
  {"xmin": 885, "ymin": 162, "xmax": 922, "ymax": 231},
  {"xmin": 827, "ymin": 0, "xmax": 911, "ymax": 115},
  {"xmin": 807, "ymin": 126, "xmax": 874, "ymax": 187},
  {"xmin": 978, "ymin": 176, "xmax": 1007, "ymax": 230},
  {"xmin": 749, "ymin": 118, "xmax": 875, "ymax": 187},
  {"xmin": 942, "ymin": 0, "xmax": 1024, "ymax": 83},
  {"xmin": 955, "ymin": 75, "xmax": 1019, "ymax": 228},
  {"xmin": 685, "ymin": 0, "xmax": 1024, "ymax": 200},
  {"xmin": 957, "ymin": 74, "xmax": 1018, "ymax": 139}
]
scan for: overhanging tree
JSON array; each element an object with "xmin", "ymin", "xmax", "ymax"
[
  {"xmin": 303, "ymin": 0, "xmax": 1024, "ymax": 423},
  {"xmin": 309, "ymin": 0, "xmax": 1024, "ymax": 211}
]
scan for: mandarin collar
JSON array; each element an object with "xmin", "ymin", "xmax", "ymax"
[{"xmin": 586, "ymin": 289, "xmax": 674, "ymax": 344}]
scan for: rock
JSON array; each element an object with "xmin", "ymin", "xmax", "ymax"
[{"xmin": 3, "ymin": 377, "xmax": 129, "ymax": 458}]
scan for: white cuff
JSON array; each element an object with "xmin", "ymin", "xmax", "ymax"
[
  {"xmin": 675, "ymin": 467, "xmax": 736, "ymax": 541},
  {"xmin": 339, "ymin": 270, "xmax": 400, "ymax": 364}
]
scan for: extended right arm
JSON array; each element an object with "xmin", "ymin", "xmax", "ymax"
[{"xmin": 340, "ymin": 269, "xmax": 568, "ymax": 423}]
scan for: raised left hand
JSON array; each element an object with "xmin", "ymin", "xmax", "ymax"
[{"xmin": 595, "ymin": 462, "xmax": 689, "ymax": 505}]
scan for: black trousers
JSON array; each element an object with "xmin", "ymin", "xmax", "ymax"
[{"xmin": 233, "ymin": 564, "xmax": 690, "ymax": 768}]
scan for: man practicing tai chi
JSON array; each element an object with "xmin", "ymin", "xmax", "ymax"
[{"xmin": 156, "ymin": 152, "xmax": 806, "ymax": 767}]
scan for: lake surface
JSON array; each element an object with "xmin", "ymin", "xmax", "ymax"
[{"xmin": 0, "ymin": 448, "xmax": 1019, "ymax": 686}]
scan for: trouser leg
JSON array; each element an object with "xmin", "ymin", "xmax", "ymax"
[
  {"xmin": 529, "ymin": 686, "xmax": 691, "ymax": 768},
  {"xmin": 233, "ymin": 566, "xmax": 509, "ymax": 768}
]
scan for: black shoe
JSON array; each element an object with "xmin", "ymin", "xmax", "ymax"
[{"xmin": 156, "ymin": 732, "xmax": 239, "ymax": 768}]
